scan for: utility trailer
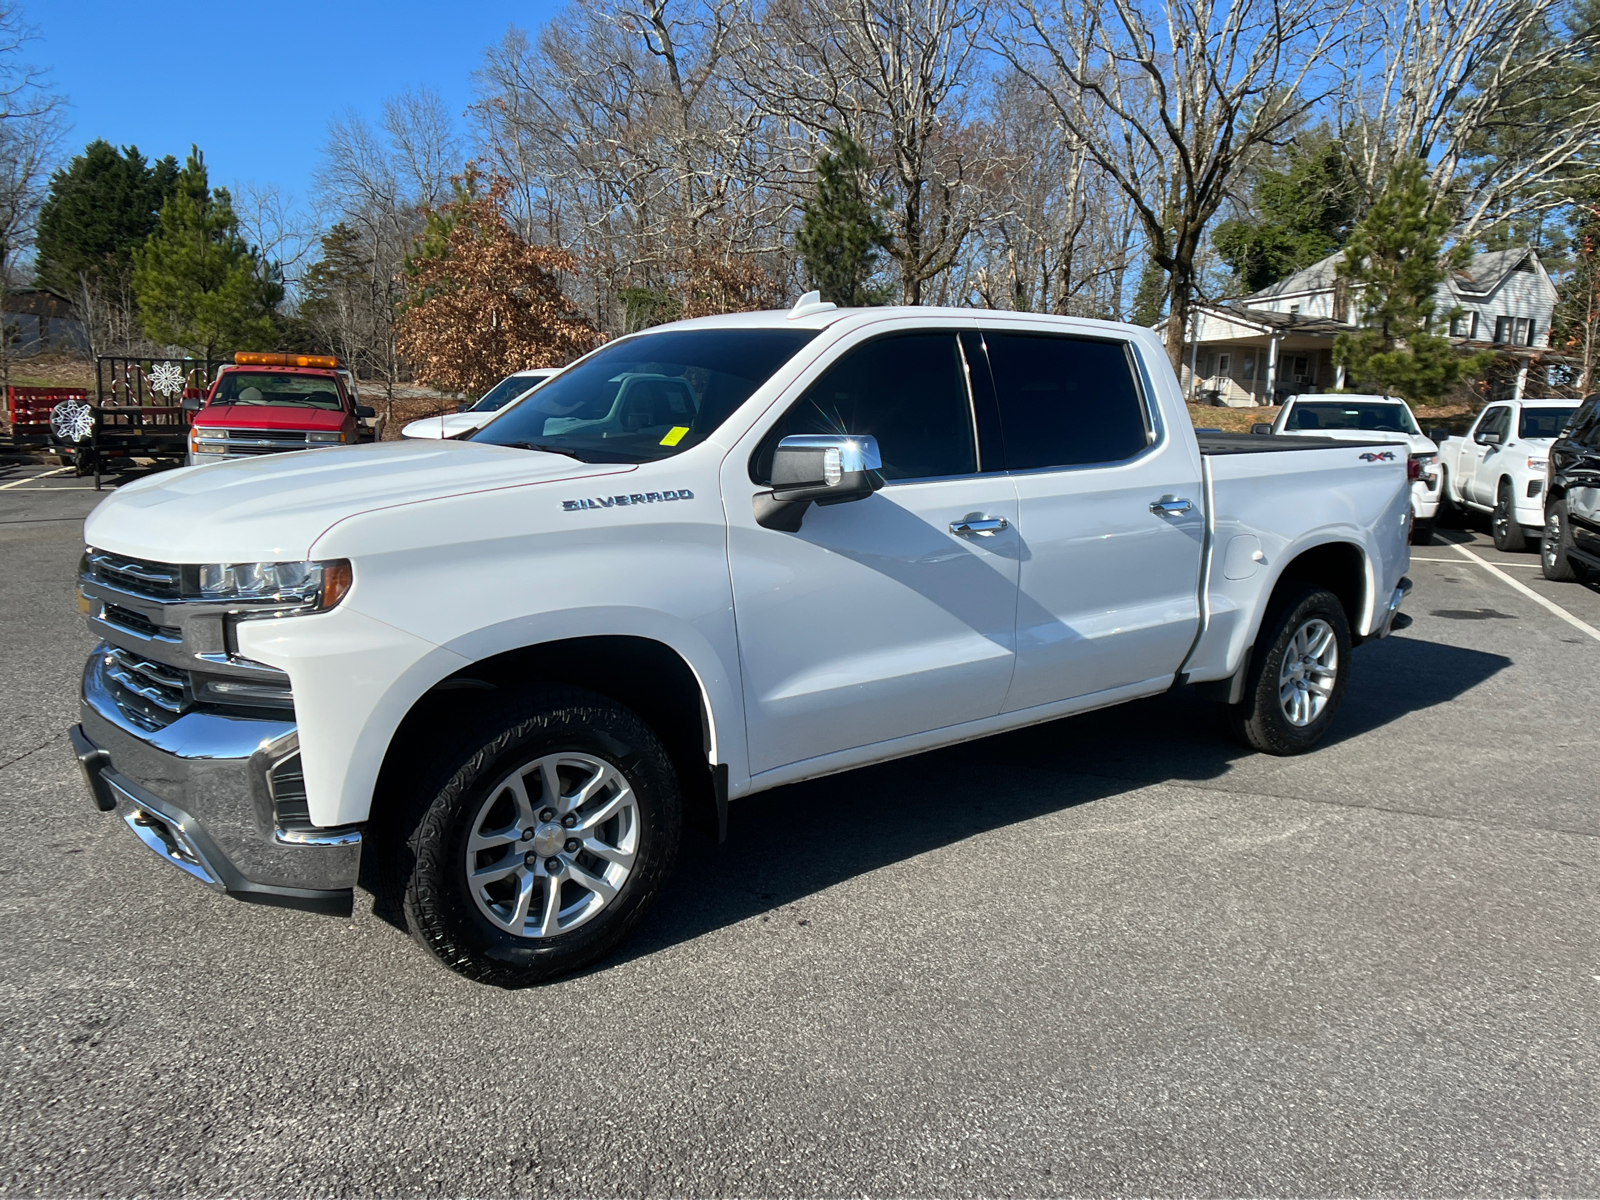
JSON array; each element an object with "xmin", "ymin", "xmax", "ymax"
[{"xmin": 48, "ymin": 358, "xmax": 219, "ymax": 488}]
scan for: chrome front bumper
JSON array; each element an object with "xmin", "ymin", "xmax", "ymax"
[{"xmin": 75, "ymin": 651, "xmax": 361, "ymax": 914}]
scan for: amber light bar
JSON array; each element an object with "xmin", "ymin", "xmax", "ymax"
[{"xmin": 234, "ymin": 351, "xmax": 340, "ymax": 369}]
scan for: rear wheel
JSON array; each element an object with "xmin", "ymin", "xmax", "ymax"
[
  {"xmin": 1492, "ymin": 482, "xmax": 1526, "ymax": 551},
  {"xmin": 385, "ymin": 685, "xmax": 681, "ymax": 986},
  {"xmin": 1411, "ymin": 516, "xmax": 1436, "ymax": 545},
  {"xmin": 1541, "ymin": 500, "xmax": 1583, "ymax": 582},
  {"xmin": 1224, "ymin": 586, "xmax": 1352, "ymax": 755}
]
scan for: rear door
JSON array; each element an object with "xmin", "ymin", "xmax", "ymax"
[{"xmin": 976, "ymin": 328, "xmax": 1205, "ymax": 712}]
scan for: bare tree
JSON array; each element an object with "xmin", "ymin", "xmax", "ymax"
[
  {"xmin": 0, "ymin": 6, "xmax": 61, "ymax": 384},
  {"xmin": 475, "ymin": 2, "xmax": 798, "ymax": 332},
  {"xmin": 750, "ymin": 0, "xmax": 991, "ymax": 304},
  {"xmin": 1336, "ymin": 0, "xmax": 1600, "ymax": 240},
  {"xmin": 997, "ymin": 0, "xmax": 1352, "ymax": 370},
  {"xmin": 312, "ymin": 88, "xmax": 463, "ymax": 416}
]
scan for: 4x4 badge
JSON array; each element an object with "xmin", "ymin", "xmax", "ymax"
[
  {"xmin": 563, "ymin": 490, "xmax": 694, "ymax": 511},
  {"xmin": 1358, "ymin": 451, "xmax": 1397, "ymax": 462}
]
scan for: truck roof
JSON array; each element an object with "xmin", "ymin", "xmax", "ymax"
[{"xmin": 648, "ymin": 303, "xmax": 1157, "ymax": 341}]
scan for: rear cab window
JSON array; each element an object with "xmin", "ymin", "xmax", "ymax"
[
  {"xmin": 1284, "ymin": 401, "xmax": 1419, "ymax": 435},
  {"xmin": 1520, "ymin": 407, "xmax": 1577, "ymax": 439},
  {"xmin": 979, "ymin": 331, "xmax": 1153, "ymax": 469}
]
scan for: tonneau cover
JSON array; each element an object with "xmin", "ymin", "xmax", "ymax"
[{"xmin": 1196, "ymin": 432, "xmax": 1407, "ymax": 456}]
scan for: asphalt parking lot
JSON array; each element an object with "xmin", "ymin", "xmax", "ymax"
[{"xmin": 1, "ymin": 458, "xmax": 1596, "ymax": 1197}]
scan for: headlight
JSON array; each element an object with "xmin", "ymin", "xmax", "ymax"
[
  {"xmin": 1527, "ymin": 457, "xmax": 1547, "ymax": 471},
  {"xmin": 195, "ymin": 559, "xmax": 352, "ymax": 613},
  {"xmin": 306, "ymin": 431, "xmax": 347, "ymax": 444}
]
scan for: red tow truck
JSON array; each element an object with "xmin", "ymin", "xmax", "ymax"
[{"xmin": 183, "ymin": 352, "xmax": 376, "ymax": 465}]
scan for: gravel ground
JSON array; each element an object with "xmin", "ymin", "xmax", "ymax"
[{"xmin": 0, "ymin": 461, "xmax": 1595, "ymax": 1197}]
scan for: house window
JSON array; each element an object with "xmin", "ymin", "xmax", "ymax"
[
  {"xmin": 1449, "ymin": 313, "xmax": 1468, "ymax": 337},
  {"xmin": 1470, "ymin": 312, "xmax": 1479, "ymax": 340},
  {"xmin": 1216, "ymin": 353, "xmax": 1231, "ymax": 377},
  {"xmin": 1291, "ymin": 355, "xmax": 1311, "ymax": 383},
  {"xmin": 1514, "ymin": 317, "xmax": 1532, "ymax": 346},
  {"xmin": 1242, "ymin": 352, "xmax": 1256, "ymax": 380},
  {"xmin": 1494, "ymin": 316, "xmax": 1512, "ymax": 344}
]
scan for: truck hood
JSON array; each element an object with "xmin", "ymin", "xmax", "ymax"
[
  {"xmin": 195, "ymin": 404, "xmax": 348, "ymax": 431},
  {"xmin": 1278, "ymin": 428, "xmax": 1437, "ymax": 455},
  {"xmin": 84, "ymin": 439, "xmax": 636, "ymax": 563},
  {"xmin": 401, "ymin": 413, "xmax": 485, "ymax": 440}
]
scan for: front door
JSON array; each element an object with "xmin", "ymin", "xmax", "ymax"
[
  {"xmin": 1468, "ymin": 405, "xmax": 1511, "ymax": 506},
  {"xmin": 726, "ymin": 328, "xmax": 1021, "ymax": 777},
  {"xmin": 974, "ymin": 328, "xmax": 1206, "ymax": 712}
]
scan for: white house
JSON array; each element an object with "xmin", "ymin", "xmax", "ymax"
[{"xmin": 1178, "ymin": 247, "xmax": 1561, "ymax": 407}]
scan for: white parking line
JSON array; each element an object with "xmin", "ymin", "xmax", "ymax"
[
  {"xmin": 0, "ymin": 466, "xmax": 70, "ymax": 490},
  {"xmin": 1411, "ymin": 555, "xmax": 1540, "ymax": 567},
  {"xmin": 1449, "ymin": 543, "xmax": 1600, "ymax": 644}
]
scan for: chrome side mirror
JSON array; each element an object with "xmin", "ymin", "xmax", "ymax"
[{"xmin": 755, "ymin": 434, "xmax": 884, "ymax": 531}]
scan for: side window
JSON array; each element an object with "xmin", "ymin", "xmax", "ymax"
[
  {"xmin": 983, "ymin": 332, "xmax": 1150, "ymax": 470},
  {"xmin": 1477, "ymin": 406, "xmax": 1510, "ymax": 442},
  {"xmin": 752, "ymin": 332, "xmax": 975, "ymax": 483}
]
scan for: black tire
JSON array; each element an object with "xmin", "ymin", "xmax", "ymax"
[
  {"xmin": 1541, "ymin": 499, "xmax": 1582, "ymax": 582},
  {"xmin": 1492, "ymin": 481, "xmax": 1526, "ymax": 551},
  {"xmin": 384, "ymin": 684, "xmax": 681, "ymax": 986},
  {"xmin": 1224, "ymin": 586, "xmax": 1352, "ymax": 755},
  {"xmin": 1411, "ymin": 516, "xmax": 1436, "ymax": 545},
  {"xmin": 1436, "ymin": 465, "xmax": 1454, "ymax": 513}
]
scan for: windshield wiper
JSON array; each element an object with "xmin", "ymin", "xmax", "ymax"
[{"xmin": 501, "ymin": 441, "xmax": 590, "ymax": 461}]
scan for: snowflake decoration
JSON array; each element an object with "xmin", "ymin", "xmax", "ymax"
[
  {"xmin": 148, "ymin": 362, "xmax": 186, "ymax": 397},
  {"xmin": 50, "ymin": 400, "xmax": 93, "ymax": 443}
]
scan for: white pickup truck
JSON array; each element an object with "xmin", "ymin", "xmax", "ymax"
[
  {"xmin": 1432, "ymin": 398, "xmax": 1579, "ymax": 551},
  {"xmin": 1259, "ymin": 394, "xmax": 1441, "ymax": 544},
  {"xmin": 70, "ymin": 298, "xmax": 1413, "ymax": 985}
]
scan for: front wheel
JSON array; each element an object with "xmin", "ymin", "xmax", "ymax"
[
  {"xmin": 1541, "ymin": 500, "xmax": 1583, "ymax": 582},
  {"xmin": 1224, "ymin": 587, "xmax": 1352, "ymax": 755},
  {"xmin": 1492, "ymin": 482, "xmax": 1527, "ymax": 551},
  {"xmin": 1411, "ymin": 515, "xmax": 1436, "ymax": 545},
  {"xmin": 387, "ymin": 685, "xmax": 681, "ymax": 986}
]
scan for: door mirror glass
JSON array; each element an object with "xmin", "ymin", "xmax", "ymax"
[
  {"xmin": 1251, "ymin": 423, "xmax": 1273, "ymax": 435},
  {"xmin": 1479, "ymin": 430, "xmax": 1503, "ymax": 446},
  {"xmin": 356, "ymin": 404, "xmax": 376, "ymax": 419},
  {"xmin": 755, "ymin": 434, "xmax": 883, "ymax": 531},
  {"xmin": 181, "ymin": 396, "xmax": 203, "ymax": 413},
  {"xmin": 1427, "ymin": 427, "xmax": 1450, "ymax": 442}
]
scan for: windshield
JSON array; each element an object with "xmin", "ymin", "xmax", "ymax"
[
  {"xmin": 471, "ymin": 374, "xmax": 546, "ymax": 413},
  {"xmin": 1520, "ymin": 407, "xmax": 1576, "ymax": 439},
  {"xmin": 211, "ymin": 371, "xmax": 343, "ymax": 411},
  {"xmin": 470, "ymin": 328, "xmax": 819, "ymax": 462},
  {"xmin": 1284, "ymin": 401, "xmax": 1419, "ymax": 435}
]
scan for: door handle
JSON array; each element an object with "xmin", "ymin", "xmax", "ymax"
[
  {"xmin": 1149, "ymin": 496, "xmax": 1195, "ymax": 517},
  {"xmin": 950, "ymin": 516, "xmax": 1009, "ymax": 537}
]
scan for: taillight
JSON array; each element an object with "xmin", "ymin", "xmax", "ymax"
[{"xmin": 1407, "ymin": 458, "xmax": 1422, "ymax": 480}]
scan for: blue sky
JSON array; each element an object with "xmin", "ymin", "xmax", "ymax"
[{"xmin": 31, "ymin": 0, "xmax": 563, "ymax": 202}]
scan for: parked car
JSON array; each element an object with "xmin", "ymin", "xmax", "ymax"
[
  {"xmin": 1540, "ymin": 392, "xmax": 1600, "ymax": 580},
  {"xmin": 402, "ymin": 368, "xmax": 560, "ymax": 440},
  {"xmin": 72, "ymin": 297, "xmax": 1413, "ymax": 985},
  {"xmin": 1432, "ymin": 398, "xmax": 1578, "ymax": 551},
  {"xmin": 184, "ymin": 352, "xmax": 376, "ymax": 465},
  {"xmin": 1256, "ymin": 393, "xmax": 1441, "ymax": 543}
]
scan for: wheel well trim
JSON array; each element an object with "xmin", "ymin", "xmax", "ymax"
[{"xmin": 1237, "ymin": 534, "xmax": 1377, "ymax": 665}]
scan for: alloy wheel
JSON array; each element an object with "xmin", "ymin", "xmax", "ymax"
[
  {"xmin": 1278, "ymin": 617, "xmax": 1338, "ymax": 727},
  {"xmin": 463, "ymin": 751, "xmax": 639, "ymax": 939}
]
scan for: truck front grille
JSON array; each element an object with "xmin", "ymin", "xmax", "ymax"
[
  {"xmin": 102, "ymin": 602, "xmax": 180, "ymax": 641},
  {"xmin": 213, "ymin": 428, "xmax": 311, "ymax": 455},
  {"xmin": 103, "ymin": 647, "xmax": 190, "ymax": 717},
  {"xmin": 86, "ymin": 550, "xmax": 182, "ymax": 600}
]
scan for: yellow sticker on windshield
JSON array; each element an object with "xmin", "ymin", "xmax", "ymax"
[{"xmin": 660, "ymin": 425, "xmax": 690, "ymax": 447}]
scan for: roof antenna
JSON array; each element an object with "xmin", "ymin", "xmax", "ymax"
[{"xmin": 788, "ymin": 290, "xmax": 837, "ymax": 320}]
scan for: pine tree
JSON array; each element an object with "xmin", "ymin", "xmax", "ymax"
[
  {"xmin": 131, "ymin": 148, "xmax": 280, "ymax": 361},
  {"xmin": 796, "ymin": 131, "xmax": 891, "ymax": 307},
  {"xmin": 1213, "ymin": 135, "xmax": 1361, "ymax": 293},
  {"xmin": 1333, "ymin": 158, "xmax": 1492, "ymax": 404},
  {"xmin": 35, "ymin": 140, "xmax": 179, "ymax": 296}
]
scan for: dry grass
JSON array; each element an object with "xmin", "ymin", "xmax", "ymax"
[{"xmin": 1187, "ymin": 400, "xmax": 1481, "ymax": 437}]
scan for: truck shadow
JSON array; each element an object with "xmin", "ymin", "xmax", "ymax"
[{"xmin": 610, "ymin": 634, "xmax": 1509, "ymax": 968}]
